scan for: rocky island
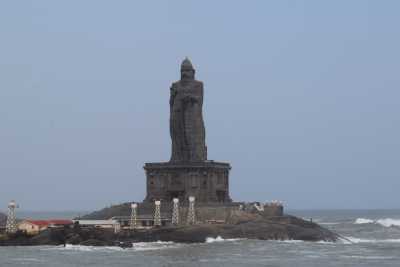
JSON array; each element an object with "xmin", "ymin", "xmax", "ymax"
[
  {"xmin": 0, "ymin": 207, "xmax": 338, "ymax": 246},
  {"xmin": 1, "ymin": 59, "xmax": 339, "ymax": 246}
]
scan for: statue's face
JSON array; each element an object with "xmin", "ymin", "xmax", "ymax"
[{"xmin": 181, "ymin": 69, "xmax": 195, "ymax": 81}]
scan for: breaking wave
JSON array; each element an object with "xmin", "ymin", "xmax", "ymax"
[
  {"xmin": 354, "ymin": 218, "xmax": 374, "ymax": 224},
  {"xmin": 275, "ymin": 239, "xmax": 305, "ymax": 243},
  {"xmin": 354, "ymin": 218, "xmax": 400, "ymax": 227},
  {"xmin": 10, "ymin": 258, "xmax": 43, "ymax": 263},
  {"xmin": 43, "ymin": 244, "xmax": 124, "ymax": 252},
  {"xmin": 341, "ymin": 255, "xmax": 395, "ymax": 260},
  {"xmin": 132, "ymin": 241, "xmax": 181, "ymax": 251},
  {"xmin": 42, "ymin": 241, "xmax": 181, "ymax": 252},
  {"xmin": 319, "ymin": 222, "xmax": 342, "ymax": 225},
  {"xmin": 205, "ymin": 236, "xmax": 241, "ymax": 243},
  {"xmin": 376, "ymin": 218, "xmax": 400, "ymax": 227},
  {"xmin": 341, "ymin": 237, "xmax": 400, "ymax": 244}
]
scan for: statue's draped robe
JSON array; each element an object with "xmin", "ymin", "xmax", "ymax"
[{"xmin": 170, "ymin": 80, "xmax": 207, "ymax": 162}]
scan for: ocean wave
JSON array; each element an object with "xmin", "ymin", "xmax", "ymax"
[
  {"xmin": 376, "ymin": 218, "xmax": 400, "ymax": 227},
  {"xmin": 205, "ymin": 236, "xmax": 241, "ymax": 243},
  {"xmin": 354, "ymin": 218, "xmax": 400, "ymax": 227},
  {"xmin": 43, "ymin": 244, "xmax": 124, "ymax": 252},
  {"xmin": 10, "ymin": 258, "xmax": 43, "ymax": 262},
  {"xmin": 41, "ymin": 241, "xmax": 181, "ymax": 252},
  {"xmin": 354, "ymin": 218, "xmax": 374, "ymax": 224},
  {"xmin": 132, "ymin": 241, "xmax": 181, "ymax": 251},
  {"xmin": 272, "ymin": 239, "xmax": 335, "ymax": 244},
  {"xmin": 319, "ymin": 222, "xmax": 342, "ymax": 225},
  {"xmin": 275, "ymin": 239, "xmax": 305, "ymax": 243},
  {"xmin": 342, "ymin": 236, "xmax": 400, "ymax": 244},
  {"xmin": 341, "ymin": 255, "xmax": 395, "ymax": 260}
]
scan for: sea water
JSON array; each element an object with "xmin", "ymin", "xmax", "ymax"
[{"xmin": 1, "ymin": 209, "xmax": 400, "ymax": 267}]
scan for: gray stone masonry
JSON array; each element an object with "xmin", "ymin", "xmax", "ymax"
[{"xmin": 144, "ymin": 161, "xmax": 231, "ymax": 203}]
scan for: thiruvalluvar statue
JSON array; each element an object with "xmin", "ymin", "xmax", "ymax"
[{"xmin": 169, "ymin": 58, "xmax": 207, "ymax": 162}]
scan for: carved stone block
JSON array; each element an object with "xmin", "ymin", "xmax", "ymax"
[{"xmin": 144, "ymin": 161, "xmax": 232, "ymax": 203}]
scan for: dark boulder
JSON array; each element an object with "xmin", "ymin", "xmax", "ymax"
[
  {"xmin": 80, "ymin": 239, "xmax": 110, "ymax": 246},
  {"xmin": 123, "ymin": 215, "xmax": 338, "ymax": 243}
]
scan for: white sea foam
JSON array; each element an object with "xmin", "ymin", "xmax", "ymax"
[
  {"xmin": 342, "ymin": 255, "xmax": 395, "ymax": 260},
  {"xmin": 319, "ymin": 222, "xmax": 342, "ymax": 225},
  {"xmin": 41, "ymin": 241, "xmax": 181, "ymax": 252},
  {"xmin": 132, "ymin": 241, "xmax": 181, "ymax": 251},
  {"xmin": 10, "ymin": 258, "xmax": 42, "ymax": 262},
  {"xmin": 205, "ymin": 236, "xmax": 241, "ymax": 243},
  {"xmin": 354, "ymin": 218, "xmax": 374, "ymax": 224},
  {"xmin": 63, "ymin": 244, "xmax": 123, "ymax": 252},
  {"xmin": 342, "ymin": 236, "xmax": 400, "ymax": 244},
  {"xmin": 276, "ymin": 239, "xmax": 305, "ymax": 243},
  {"xmin": 269, "ymin": 239, "xmax": 336, "ymax": 244},
  {"xmin": 376, "ymin": 218, "xmax": 400, "ymax": 227},
  {"xmin": 354, "ymin": 218, "xmax": 400, "ymax": 227},
  {"xmin": 315, "ymin": 240, "xmax": 337, "ymax": 244},
  {"xmin": 39, "ymin": 244, "xmax": 120, "ymax": 252}
]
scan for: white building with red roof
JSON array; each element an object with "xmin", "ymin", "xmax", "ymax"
[{"xmin": 18, "ymin": 219, "xmax": 73, "ymax": 235}]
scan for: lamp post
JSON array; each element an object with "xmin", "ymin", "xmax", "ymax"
[
  {"xmin": 6, "ymin": 200, "xmax": 18, "ymax": 234},
  {"xmin": 187, "ymin": 196, "xmax": 195, "ymax": 225},
  {"xmin": 130, "ymin": 203, "xmax": 138, "ymax": 230},
  {"xmin": 172, "ymin": 198, "xmax": 179, "ymax": 225},
  {"xmin": 154, "ymin": 200, "xmax": 161, "ymax": 227}
]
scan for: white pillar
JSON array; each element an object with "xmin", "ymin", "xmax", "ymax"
[
  {"xmin": 187, "ymin": 196, "xmax": 196, "ymax": 225},
  {"xmin": 172, "ymin": 198, "xmax": 179, "ymax": 225},
  {"xmin": 130, "ymin": 203, "xmax": 138, "ymax": 230},
  {"xmin": 6, "ymin": 200, "xmax": 18, "ymax": 234},
  {"xmin": 154, "ymin": 200, "xmax": 162, "ymax": 226}
]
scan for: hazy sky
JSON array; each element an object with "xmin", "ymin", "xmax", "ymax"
[{"xmin": 1, "ymin": 1, "xmax": 399, "ymax": 211}]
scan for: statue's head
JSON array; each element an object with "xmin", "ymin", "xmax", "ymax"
[{"xmin": 180, "ymin": 57, "xmax": 195, "ymax": 81}]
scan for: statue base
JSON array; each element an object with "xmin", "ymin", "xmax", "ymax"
[{"xmin": 143, "ymin": 161, "xmax": 232, "ymax": 203}]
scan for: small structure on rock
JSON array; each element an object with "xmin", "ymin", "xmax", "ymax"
[
  {"xmin": 5, "ymin": 200, "xmax": 18, "ymax": 234},
  {"xmin": 171, "ymin": 198, "xmax": 179, "ymax": 225},
  {"xmin": 73, "ymin": 220, "xmax": 120, "ymax": 233},
  {"xmin": 187, "ymin": 196, "xmax": 196, "ymax": 225},
  {"xmin": 153, "ymin": 201, "xmax": 162, "ymax": 227},
  {"xmin": 129, "ymin": 203, "xmax": 138, "ymax": 230},
  {"xmin": 18, "ymin": 219, "xmax": 73, "ymax": 235}
]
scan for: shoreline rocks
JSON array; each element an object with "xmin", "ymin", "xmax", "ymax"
[{"xmin": 0, "ymin": 214, "xmax": 338, "ymax": 246}]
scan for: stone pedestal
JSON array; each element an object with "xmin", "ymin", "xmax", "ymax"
[{"xmin": 144, "ymin": 161, "xmax": 232, "ymax": 203}]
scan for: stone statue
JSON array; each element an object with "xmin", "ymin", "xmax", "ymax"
[
  {"xmin": 169, "ymin": 58, "xmax": 207, "ymax": 162},
  {"xmin": 144, "ymin": 58, "xmax": 231, "ymax": 203}
]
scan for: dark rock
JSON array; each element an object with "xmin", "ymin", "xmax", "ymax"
[
  {"xmin": 116, "ymin": 241, "xmax": 133, "ymax": 248},
  {"xmin": 80, "ymin": 239, "xmax": 110, "ymax": 246},
  {"xmin": 0, "ymin": 231, "xmax": 33, "ymax": 246},
  {"xmin": 0, "ymin": 214, "xmax": 338, "ymax": 246},
  {"xmin": 65, "ymin": 233, "xmax": 82, "ymax": 245},
  {"xmin": 126, "ymin": 215, "xmax": 338, "ymax": 243},
  {"xmin": 30, "ymin": 229, "xmax": 66, "ymax": 246},
  {"xmin": 75, "ymin": 202, "xmax": 336, "ymax": 245}
]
